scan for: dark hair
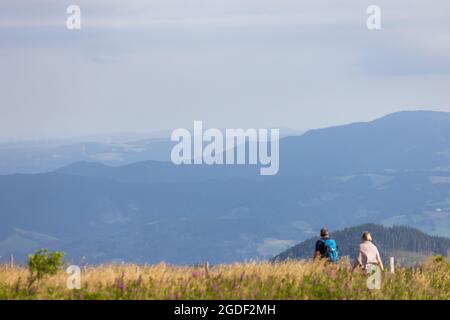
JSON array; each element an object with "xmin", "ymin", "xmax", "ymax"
[{"xmin": 320, "ymin": 228, "xmax": 329, "ymax": 238}]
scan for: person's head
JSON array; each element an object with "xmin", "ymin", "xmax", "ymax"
[
  {"xmin": 362, "ymin": 231, "xmax": 372, "ymax": 242},
  {"xmin": 320, "ymin": 227, "xmax": 329, "ymax": 238}
]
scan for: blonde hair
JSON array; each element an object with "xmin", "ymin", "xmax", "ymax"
[{"xmin": 362, "ymin": 231, "xmax": 372, "ymax": 242}]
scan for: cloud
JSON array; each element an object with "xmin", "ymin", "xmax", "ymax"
[{"xmin": 356, "ymin": 25, "xmax": 450, "ymax": 76}]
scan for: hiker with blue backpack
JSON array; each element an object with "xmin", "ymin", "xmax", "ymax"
[{"xmin": 314, "ymin": 227, "xmax": 339, "ymax": 262}]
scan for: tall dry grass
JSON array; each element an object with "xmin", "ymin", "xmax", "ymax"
[{"xmin": 0, "ymin": 256, "xmax": 448, "ymax": 300}]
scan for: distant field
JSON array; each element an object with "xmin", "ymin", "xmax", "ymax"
[{"xmin": 0, "ymin": 257, "xmax": 449, "ymax": 300}]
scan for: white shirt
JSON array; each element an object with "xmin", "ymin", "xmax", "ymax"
[{"xmin": 357, "ymin": 240, "xmax": 383, "ymax": 269}]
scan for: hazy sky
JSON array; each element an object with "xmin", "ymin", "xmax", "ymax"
[{"xmin": 1, "ymin": 0, "xmax": 450, "ymax": 141}]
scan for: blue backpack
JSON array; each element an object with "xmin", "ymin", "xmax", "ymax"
[{"xmin": 320, "ymin": 239, "xmax": 339, "ymax": 262}]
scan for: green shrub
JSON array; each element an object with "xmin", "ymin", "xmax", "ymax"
[{"xmin": 27, "ymin": 249, "xmax": 65, "ymax": 288}]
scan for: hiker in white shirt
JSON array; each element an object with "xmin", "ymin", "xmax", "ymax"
[{"xmin": 353, "ymin": 231, "xmax": 384, "ymax": 273}]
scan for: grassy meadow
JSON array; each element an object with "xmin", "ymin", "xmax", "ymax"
[{"xmin": 0, "ymin": 256, "xmax": 449, "ymax": 300}]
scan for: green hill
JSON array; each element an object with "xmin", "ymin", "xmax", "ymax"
[{"xmin": 273, "ymin": 224, "xmax": 450, "ymax": 266}]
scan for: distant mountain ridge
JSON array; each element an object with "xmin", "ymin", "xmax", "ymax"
[
  {"xmin": 57, "ymin": 110, "xmax": 450, "ymax": 184},
  {"xmin": 57, "ymin": 160, "xmax": 260, "ymax": 183},
  {"xmin": 273, "ymin": 224, "xmax": 450, "ymax": 265},
  {"xmin": 0, "ymin": 138, "xmax": 175, "ymax": 175},
  {"xmin": 280, "ymin": 110, "xmax": 450, "ymax": 175},
  {"xmin": 0, "ymin": 128, "xmax": 301, "ymax": 175}
]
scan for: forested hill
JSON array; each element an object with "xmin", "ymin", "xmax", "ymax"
[{"xmin": 273, "ymin": 224, "xmax": 450, "ymax": 265}]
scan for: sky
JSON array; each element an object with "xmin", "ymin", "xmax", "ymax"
[{"xmin": 1, "ymin": 0, "xmax": 450, "ymax": 141}]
